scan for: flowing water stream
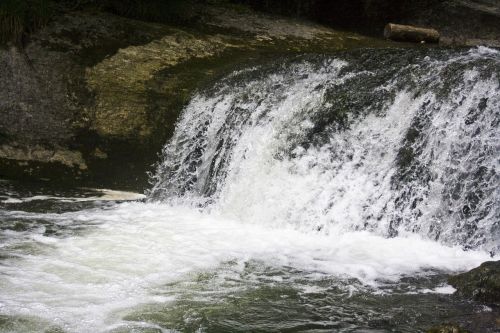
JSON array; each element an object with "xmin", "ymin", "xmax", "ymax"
[{"xmin": 0, "ymin": 47, "xmax": 499, "ymax": 332}]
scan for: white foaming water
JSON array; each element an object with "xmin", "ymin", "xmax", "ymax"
[
  {"xmin": 394, "ymin": 70, "xmax": 500, "ymax": 249},
  {"xmin": 1, "ymin": 47, "xmax": 499, "ymax": 332},
  {"xmin": 150, "ymin": 47, "xmax": 500, "ymax": 251},
  {"xmin": 215, "ymin": 90, "xmax": 423, "ymax": 233},
  {"xmin": 0, "ymin": 202, "xmax": 493, "ymax": 332}
]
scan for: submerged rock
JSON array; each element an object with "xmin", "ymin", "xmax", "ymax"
[
  {"xmin": 427, "ymin": 323, "xmax": 470, "ymax": 333},
  {"xmin": 448, "ymin": 261, "xmax": 500, "ymax": 304}
]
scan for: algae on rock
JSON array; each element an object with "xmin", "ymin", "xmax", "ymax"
[{"xmin": 449, "ymin": 260, "xmax": 500, "ymax": 305}]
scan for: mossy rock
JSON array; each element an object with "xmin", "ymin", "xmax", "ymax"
[
  {"xmin": 448, "ymin": 260, "xmax": 500, "ymax": 304},
  {"xmin": 427, "ymin": 323, "xmax": 470, "ymax": 333}
]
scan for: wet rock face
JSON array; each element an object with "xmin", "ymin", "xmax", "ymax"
[
  {"xmin": 0, "ymin": 47, "xmax": 82, "ymax": 144},
  {"xmin": 449, "ymin": 261, "xmax": 500, "ymax": 305},
  {"xmin": 0, "ymin": 12, "xmax": 167, "ymax": 188}
]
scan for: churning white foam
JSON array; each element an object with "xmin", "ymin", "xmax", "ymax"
[
  {"xmin": 213, "ymin": 90, "xmax": 424, "ymax": 233},
  {"xmin": 0, "ymin": 202, "xmax": 494, "ymax": 332}
]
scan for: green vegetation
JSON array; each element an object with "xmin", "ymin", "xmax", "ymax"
[
  {"xmin": 0, "ymin": 0, "xmax": 204, "ymax": 45},
  {"xmin": 0, "ymin": 0, "xmax": 52, "ymax": 44}
]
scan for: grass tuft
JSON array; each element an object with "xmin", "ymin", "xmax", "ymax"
[{"xmin": 0, "ymin": 0, "xmax": 54, "ymax": 44}]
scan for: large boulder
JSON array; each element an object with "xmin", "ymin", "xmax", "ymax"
[{"xmin": 448, "ymin": 260, "xmax": 500, "ymax": 304}]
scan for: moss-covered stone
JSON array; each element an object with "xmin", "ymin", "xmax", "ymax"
[
  {"xmin": 427, "ymin": 323, "xmax": 470, "ymax": 333},
  {"xmin": 448, "ymin": 261, "xmax": 500, "ymax": 305},
  {"xmin": 85, "ymin": 30, "xmax": 232, "ymax": 140}
]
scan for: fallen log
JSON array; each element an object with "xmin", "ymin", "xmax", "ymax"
[{"xmin": 384, "ymin": 23, "xmax": 440, "ymax": 43}]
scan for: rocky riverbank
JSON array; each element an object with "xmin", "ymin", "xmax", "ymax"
[{"xmin": 0, "ymin": 4, "xmax": 395, "ymax": 190}]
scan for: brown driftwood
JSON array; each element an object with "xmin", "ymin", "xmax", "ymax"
[{"xmin": 384, "ymin": 23, "xmax": 440, "ymax": 43}]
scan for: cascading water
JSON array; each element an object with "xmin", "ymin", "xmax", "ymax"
[
  {"xmin": 149, "ymin": 46, "xmax": 500, "ymax": 254},
  {"xmin": 0, "ymin": 47, "xmax": 499, "ymax": 333}
]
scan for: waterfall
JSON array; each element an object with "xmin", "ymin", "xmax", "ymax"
[{"xmin": 149, "ymin": 47, "xmax": 500, "ymax": 254}]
